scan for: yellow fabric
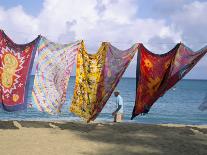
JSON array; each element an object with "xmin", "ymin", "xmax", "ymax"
[{"xmin": 70, "ymin": 41, "xmax": 108, "ymax": 120}]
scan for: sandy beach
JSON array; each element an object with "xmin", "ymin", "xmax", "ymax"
[{"xmin": 0, "ymin": 121, "xmax": 206, "ymax": 155}]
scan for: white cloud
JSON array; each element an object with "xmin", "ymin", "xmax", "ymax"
[
  {"xmin": 0, "ymin": 0, "xmax": 180, "ymax": 47},
  {"xmin": 170, "ymin": 1, "xmax": 207, "ymax": 79},
  {"xmin": 0, "ymin": 0, "xmax": 206, "ymax": 78},
  {"xmin": 0, "ymin": 5, "xmax": 38, "ymax": 42},
  {"xmin": 172, "ymin": 1, "xmax": 207, "ymax": 48}
]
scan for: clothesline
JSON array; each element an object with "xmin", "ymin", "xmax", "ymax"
[
  {"xmin": 2, "ymin": 29, "xmax": 207, "ymax": 45},
  {"xmin": 1, "ymin": 30, "xmax": 207, "ymax": 122}
]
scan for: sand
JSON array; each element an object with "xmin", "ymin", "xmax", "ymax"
[{"xmin": 0, "ymin": 121, "xmax": 207, "ymax": 155}]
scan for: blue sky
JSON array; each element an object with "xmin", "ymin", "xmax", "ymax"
[
  {"xmin": 0, "ymin": 0, "xmax": 43, "ymax": 16},
  {"xmin": 0, "ymin": 0, "xmax": 206, "ymax": 79}
]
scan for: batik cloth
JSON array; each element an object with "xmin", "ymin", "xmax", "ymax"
[
  {"xmin": 0, "ymin": 30, "xmax": 40, "ymax": 111},
  {"xmin": 70, "ymin": 41, "xmax": 138, "ymax": 122},
  {"xmin": 132, "ymin": 43, "xmax": 207, "ymax": 119},
  {"xmin": 32, "ymin": 36, "xmax": 81, "ymax": 114}
]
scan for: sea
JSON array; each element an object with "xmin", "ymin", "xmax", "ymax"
[{"xmin": 0, "ymin": 76, "xmax": 207, "ymax": 125}]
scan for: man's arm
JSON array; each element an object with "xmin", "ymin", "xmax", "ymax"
[{"xmin": 112, "ymin": 105, "xmax": 122, "ymax": 116}]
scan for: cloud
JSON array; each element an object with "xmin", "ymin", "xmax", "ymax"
[
  {"xmin": 0, "ymin": 5, "xmax": 38, "ymax": 42},
  {"xmin": 0, "ymin": 0, "xmax": 180, "ymax": 47},
  {"xmin": 0, "ymin": 0, "xmax": 206, "ymax": 78},
  {"xmin": 170, "ymin": 1, "xmax": 207, "ymax": 79},
  {"xmin": 172, "ymin": 1, "xmax": 207, "ymax": 48}
]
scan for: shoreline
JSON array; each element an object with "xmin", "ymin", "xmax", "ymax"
[
  {"xmin": 0, "ymin": 120, "xmax": 207, "ymax": 155},
  {"xmin": 0, "ymin": 119, "xmax": 207, "ymax": 127}
]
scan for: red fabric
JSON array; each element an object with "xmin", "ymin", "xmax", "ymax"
[
  {"xmin": 0, "ymin": 30, "xmax": 39, "ymax": 111},
  {"xmin": 132, "ymin": 43, "xmax": 207, "ymax": 119}
]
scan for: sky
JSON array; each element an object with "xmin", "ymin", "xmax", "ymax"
[{"xmin": 0, "ymin": 0, "xmax": 206, "ymax": 79}]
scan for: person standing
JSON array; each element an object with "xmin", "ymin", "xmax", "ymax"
[{"xmin": 112, "ymin": 90, "xmax": 124, "ymax": 122}]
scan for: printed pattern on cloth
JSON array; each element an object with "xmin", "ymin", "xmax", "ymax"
[
  {"xmin": 89, "ymin": 43, "xmax": 138, "ymax": 121},
  {"xmin": 132, "ymin": 43, "xmax": 207, "ymax": 119},
  {"xmin": 70, "ymin": 41, "xmax": 138, "ymax": 122},
  {"xmin": 32, "ymin": 36, "xmax": 81, "ymax": 114},
  {"xmin": 70, "ymin": 42, "xmax": 107, "ymax": 120},
  {"xmin": 0, "ymin": 30, "xmax": 40, "ymax": 111}
]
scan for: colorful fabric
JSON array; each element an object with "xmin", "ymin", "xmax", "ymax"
[
  {"xmin": 132, "ymin": 43, "xmax": 207, "ymax": 119},
  {"xmin": 32, "ymin": 36, "xmax": 81, "ymax": 114},
  {"xmin": 70, "ymin": 41, "xmax": 138, "ymax": 122},
  {"xmin": 0, "ymin": 30, "xmax": 39, "ymax": 111}
]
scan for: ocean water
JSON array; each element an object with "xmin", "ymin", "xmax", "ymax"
[{"xmin": 0, "ymin": 76, "xmax": 207, "ymax": 125}]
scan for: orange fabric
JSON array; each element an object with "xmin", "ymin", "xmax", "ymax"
[{"xmin": 132, "ymin": 43, "xmax": 207, "ymax": 119}]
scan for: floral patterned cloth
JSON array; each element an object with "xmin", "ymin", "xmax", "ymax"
[
  {"xmin": 70, "ymin": 41, "xmax": 138, "ymax": 122},
  {"xmin": 0, "ymin": 30, "xmax": 40, "ymax": 111},
  {"xmin": 132, "ymin": 43, "xmax": 207, "ymax": 119},
  {"xmin": 32, "ymin": 36, "xmax": 81, "ymax": 114}
]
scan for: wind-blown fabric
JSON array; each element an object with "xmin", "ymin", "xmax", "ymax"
[
  {"xmin": 70, "ymin": 41, "xmax": 138, "ymax": 122},
  {"xmin": 32, "ymin": 36, "xmax": 81, "ymax": 114},
  {"xmin": 132, "ymin": 43, "xmax": 207, "ymax": 119},
  {"xmin": 0, "ymin": 30, "xmax": 39, "ymax": 111},
  {"xmin": 198, "ymin": 93, "xmax": 207, "ymax": 111}
]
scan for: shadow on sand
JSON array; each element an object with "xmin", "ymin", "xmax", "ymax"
[
  {"xmin": 1, "ymin": 121, "xmax": 207, "ymax": 155},
  {"xmin": 53, "ymin": 122, "xmax": 207, "ymax": 155},
  {"xmin": 0, "ymin": 121, "xmax": 19, "ymax": 129}
]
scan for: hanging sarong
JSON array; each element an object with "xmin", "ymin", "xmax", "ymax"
[
  {"xmin": 32, "ymin": 36, "xmax": 81, "ymax": 114},
  {"xmin": 132, "ymin": 43, "xmax": 207, "ymax": 119},
  {"xmin": 198, "ymin": 93, "xmax": 207, "ymax": 111},
  {"xmin": 70, "ymin": 41, "xmax": 138, "ymax": 122},
  {"xmin": 0, "ymin": 30, "xmax": 40, "ymax": 111}
]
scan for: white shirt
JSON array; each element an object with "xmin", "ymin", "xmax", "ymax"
[{"xmin": 116, "ymin": 95, "xmax": 124, "ymax": 114}]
